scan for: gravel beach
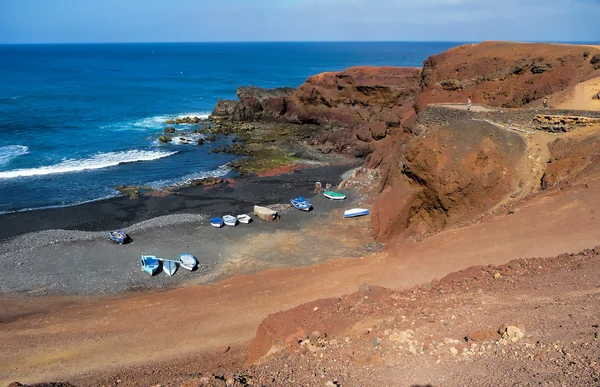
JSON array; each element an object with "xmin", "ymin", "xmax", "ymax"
[{"xmin": 0, "ymin": 163, "xmax": 374, "ymax": 296}]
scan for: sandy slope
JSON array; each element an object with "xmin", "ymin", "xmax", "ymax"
[
  {"xmin": 2, "ymin": 165, "xmax": 600, "ymax": 385},
  {"xmin": 551, "ymin": 76, "xmax": 600, "ymax": 111}
]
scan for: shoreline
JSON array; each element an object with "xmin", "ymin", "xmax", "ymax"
[{"xmin": 0, "ymin": 162, "xmax": 375, "ymax": 298}]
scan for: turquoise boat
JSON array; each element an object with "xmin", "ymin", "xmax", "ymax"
[{"xmin": 140, "ymin": 255, "xmax": 160, "ymax": 276}]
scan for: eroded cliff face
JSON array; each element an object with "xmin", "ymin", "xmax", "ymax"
[
  {"xmin": 417, "ymin": 41, "xmax": 600, "ymax": 110},
  {"xmin": 370, "ymin": 120, "xmax": 526, "ymax": 239}
]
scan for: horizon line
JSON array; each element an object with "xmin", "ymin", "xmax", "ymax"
[{"xmin": 1, "ymin": 39, "xmax": 599, "ymax": 46}]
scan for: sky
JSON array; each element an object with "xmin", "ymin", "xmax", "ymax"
[{"xmin": 0, "ymin": 0, "xmax": 598, "ymax": 44}]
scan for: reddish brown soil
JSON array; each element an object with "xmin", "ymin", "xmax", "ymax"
[
  {"xmin": 3, "ymin": 171, "xmax": 600, "ymax": 386},
  {"xmin": 255, "ymin": 163, "xmax": 310, "ymax": 177}
]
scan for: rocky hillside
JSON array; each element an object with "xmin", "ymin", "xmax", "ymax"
[
  {"xmin": 416, "ymin": 41, "xmax": 600, "ymax": 110},
  {"xmin": 213, "ymin": 42, "xmax": 600, "ymax": 240}
]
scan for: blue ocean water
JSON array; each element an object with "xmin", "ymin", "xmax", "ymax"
[{"xmin": 0, "ymin": 42, "xmax": 460, "ymax": 213}]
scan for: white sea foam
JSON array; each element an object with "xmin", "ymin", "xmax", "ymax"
[
  {"xmin": 145, "ymin": 163, "xmax": 231, "ymax": 189},
  {"xmin": 0, "ymin": 149, "xmax": 177, "ymax": 180},
  {"xmin": 0, "ymin": 145, "xmax": 29, "ymax": 166},
  {"xmin": 103, "ymin": 112, "xmax": 211, "ymax": 132}
]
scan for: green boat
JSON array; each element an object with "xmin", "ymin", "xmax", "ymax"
[{"xmin": 324, "ymin": 190, "xmax": 346, "ymax": 200}]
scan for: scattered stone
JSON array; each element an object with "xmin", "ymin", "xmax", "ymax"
[
  {"xmin": 221, "ymin": 345, "xmax": 230, "ymax": 353},
  {"xmin": 501, "ymin": 325, "xmax": 525, "ymax": 341},
  {"xmin": 359, "ymin": 283, "xmax": 372, "ymax": 293},
  {"xmin": 494, "ymin": 272, "xmax": 502, "ymax": 279},
  {"xmin": 313, "ymin": 306, "xmax": 319, "ymax": 312},
  {"xmin": 189, "ymin": 177, "xmax": 223, "ymax": 186},
  {"xmin": 197, "ymin": 138, "xmax": 204, "ymax": 145},
  {"xmin": 593, "ymin": 245, "xmax": 600, "ymax": 255},
  {"xmin": 253, "ymin": 205, "xmax": 277, "ymax": 221},
  {"xmin": 531, "ymin": 63, "xmax": 552, "ymax": 74},
  {"xmin": 449, "ymin": 347, "xmax": 459, "ymax": 356},
  {"xmin": 466, "ymin": 329, "xmax": 501, "ymax": 342},
  {"xmin": 371, "ymin": 336, "xmax": 381, "ymax": 347},
  {"xmin": 163, "ymin": 126, "xmax": 176, "ymax": 133}
]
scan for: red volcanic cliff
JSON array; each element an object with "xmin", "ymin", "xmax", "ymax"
[{"xmin": 213, "ymin": 42, "xmax": 600, "ymax": 240}]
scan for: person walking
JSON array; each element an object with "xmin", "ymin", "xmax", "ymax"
[{"xmin": 467, "ymin": 96, "xmax": 472, "ymax": 111}]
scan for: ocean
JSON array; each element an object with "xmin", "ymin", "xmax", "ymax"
[{"xmin": 0, "ymin": 42, "xmax": 460, "ymax": 213}]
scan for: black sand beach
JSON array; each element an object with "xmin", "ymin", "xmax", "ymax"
[{"xmin": 0, "ymin": 163, "xmax": 376, "ymax": 297}]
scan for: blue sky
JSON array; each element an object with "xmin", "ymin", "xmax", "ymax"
[{"xmin": 0, "ymin": 0, "xmax": 598, "ymax": 43}]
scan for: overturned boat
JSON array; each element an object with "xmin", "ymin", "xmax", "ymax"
[
  {"xmin": 343, "ymin": 208, "xmax": 370, "ymax": 218},
  {"xmin": 109, "ymin": 230, "xmax": 128, "ymax": 244}
]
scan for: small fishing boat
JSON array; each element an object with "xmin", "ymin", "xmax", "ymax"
[
  {"xmin": 179, "ymin": 253, "xmax": 197, "ymax": 271},
  {"xmin": 210, "ymin": 217, "xmax": 224, "ymax": 228},
  {"xmin": 324, "ymin": 190, "xmax": 346, "ymax": 200},
  {"xmin": 237, "ymin": 214, "xmax": 252, "ymax": 224},
  {"xmin": 343, "ymin": 208, "xmax": 370, "ymax": 218},
  {"xmin": 223, "ymin": 215, "xmax": 238, "ymax": 227},
  {"xmin": 163, "ymin": 260, "xmax": 177, "ymax": 276},
  {"xmin": 291, "ymin": 196, "xmax": 312, "ymax": 211},
  {"xmin": 108, "ymin": 230, "xmax": 127, "ymax": 244},
  {"xmin": 140, "ymin": 255, "xmax": 160, "ymax": 276}
]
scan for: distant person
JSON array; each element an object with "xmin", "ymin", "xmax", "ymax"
[
  {"xmin": 543, "ymin": 98, "xmax": 548, "ymax": 109},
  {"xmin": 467, "ymin": 96, "xmax": 472, "ymax": 111}
]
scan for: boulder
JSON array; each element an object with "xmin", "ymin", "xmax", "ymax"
[
  {"xmin": 253, "ymin": 205, "xmax": 277, "ymax": 221},
  {"xmin": 158, "ymin": 135, "xmax": 172, "ymax": 143},
  {"xmin": 163, "ymin": 126, "xmax": 176, "ymax": 133},
  {"xmin": 189, "ymin": 177, "xmax": 223, "ymax": 186}
]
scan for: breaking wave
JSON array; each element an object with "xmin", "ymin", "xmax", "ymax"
[
  {"xmin": 0, "ymin": 149, "xmax": 178, "ymax": 179},
  {"xmin": 0, "ymin": 145, "xmax": 29, "ymax": 166},
  {"xmin": 103, "ymin": 112, "xmax": 211, "ymax": 131}
]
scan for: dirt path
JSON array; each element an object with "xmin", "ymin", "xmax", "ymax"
[{"xmin": 2, "ymin": 169, "xmax": 600, "ymax": 385}]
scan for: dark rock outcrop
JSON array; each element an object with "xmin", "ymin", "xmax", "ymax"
[{"xmin": 212, "ymin": 86, "xmax": 296, "ymax": 122}]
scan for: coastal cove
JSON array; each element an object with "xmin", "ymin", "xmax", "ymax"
[{"xmin": 0, "ymin": 42, "xmax": 460, "ymax": 213}]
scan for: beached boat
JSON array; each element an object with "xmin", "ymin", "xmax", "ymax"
[
  {"xmin": 108, "ymin": 230, "xmax": 128, "ymax": 244},
  {"xmin": 163, "ymin": 260, "xmax": 177, "ymax": 276},
  {"xmin": 237, "ymin": 214, "xmax": 252, "ymax": 224},
  {"xmin": 324, "ymin": 190, "xmax": 346, "ymax": 200},
  {"xmin": 343, "ymin": 208, "xmax": 370, "ymax": 218},
  {"xmin": 254, "ymin": 205, "xmax": 277, "ymax": 221},
  {"xmin": 140, "ymin": 255, "xmax": 160, "ymax": 276},
  {"xmin": 179, "ymin": 253, "xmax": 197, "ymax": 271},
  {"xmin": 223, "ymin": 215, "xmax": 237, "ymax": 227},
  {"xmin": 291, "ymin": 196, "xmax": 312, "ymax": 211},
  {"xmin": 210, "ymin": 217, "xmax": 224, "ymax": 228}
]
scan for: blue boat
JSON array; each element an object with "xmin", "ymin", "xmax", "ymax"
[
  {"xmin": 108, "ymin": 230, "xmax": 127, "ymax": 244},
  {"xmin": 291, "ymin": 196, "xmax": 312, "ymax": 211},
  {"xmin": 140, "ymin": 255, "xmax": 160, "ymax": 276},
  {"xmin": 210, "ymin": 217, "xmax": 224, "ymax": 228}
]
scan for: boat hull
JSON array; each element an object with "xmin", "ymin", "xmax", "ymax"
[
  {"xmin": 291, "ymin": 197, "xmax": 312, "ymax": 211},
  {"xmin": 324, "ymin": 191, "xmax": 346, "ymax": 200},
  {"xmin": 343, "ymin": 208, "xmax": 370, "ymax": 218},
  {"xmin": 237, "ymin": 214, "xmax": 252, "ymax": 224},
  {"xmin": 210, "ymin": 217, "xmax": 224, "ymax": 228},
  {"xmin": 140, "ymin": 255, "xmax": 160, "ymax": 276},
  {"xmin": 179, "ymin": 254, "xmax": 197, "ymax": 271},
  {"xmin": 163, "ymin": 261, "xmax": 177, "ymax": 276},
  {"xmin": 223, "ymin": 215, "xmax": 237, "ymax": 227}
]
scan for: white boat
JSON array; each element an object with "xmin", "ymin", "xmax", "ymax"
[
  {"xmin": 343, "ymin": 208, "xmax": 370, "ymax": 218},
  {"xmin": 179, "ymin": 253, "xmax": 197, "ymax": 271},
  {"xmin": 223, "ymin": 215, "xmax": 237, "ymax": 227},
  {"xmin": 163, "ymin": 260, "xmax": 177, "ymax": 276},
  {"xmin": 237, "ymin": 214, "xmax": 252, "ymax": 224}
]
